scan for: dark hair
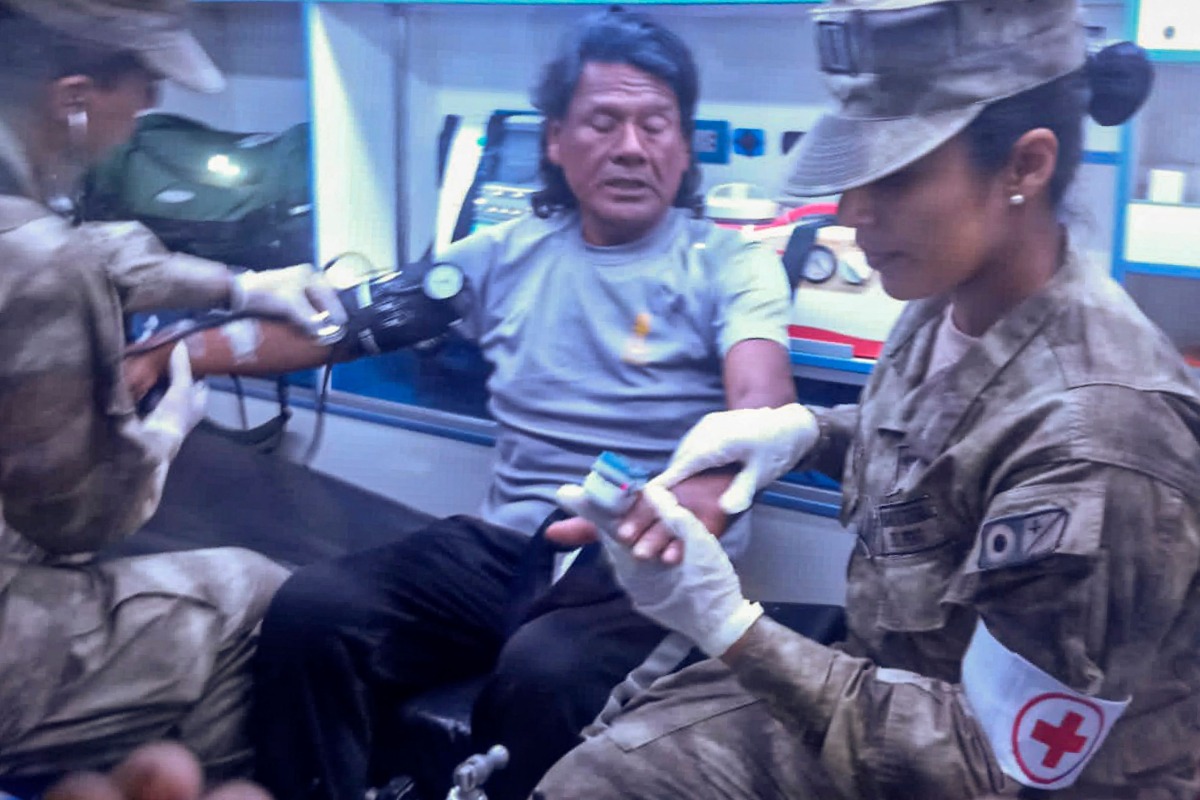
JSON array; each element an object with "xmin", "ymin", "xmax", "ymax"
[
  {"xmin": 0, "ymin": 7, "xmax": 144, "ymax": 100},
  {"xmin": 964, "ymin": 42, "xmax": 1154, "ymax": 209},
  {"xmin": 529, "ymin": 8, "xmax": 703, "ymax": 219}
]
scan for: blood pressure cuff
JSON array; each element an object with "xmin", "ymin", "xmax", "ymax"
[{"xmin": 336, "ymin": 272, "xmax": 461, "ymax": 358}]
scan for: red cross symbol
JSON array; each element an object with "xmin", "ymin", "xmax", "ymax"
[
  {"xmin": 1013, "ymin": 693, "xmax": 1106, "ymax": 785},
  {"xmin": 1031, "ymin": 711, "xmax": 1087, "ymax": 768}
]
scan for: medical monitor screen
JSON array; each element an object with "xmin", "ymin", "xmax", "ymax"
[{"xmin": 493, "ymin": 125, "xmax": 541, "ymax": 186}]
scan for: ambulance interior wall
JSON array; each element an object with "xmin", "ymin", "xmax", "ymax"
[
  {"xmin": 126, "ymin": 0, "xmax": 1140, "ymax": 608},
  {"xmin": 399, "ymin": 2, "xmax": 1128, "ymax": 264},
  {"xmin": 158, "ymin": 3, "xmax": 309, "ymax": 134},
  {"xmin": 148, "ymin": 2, "xmax": 1126, "ymax": 277}
]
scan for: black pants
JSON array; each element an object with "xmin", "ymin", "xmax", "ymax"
[{"xmin": 251, "ymin": 515, "xmax": 670, "ymax": 800}]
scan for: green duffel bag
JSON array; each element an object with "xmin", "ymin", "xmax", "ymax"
[{"xmin": 83, "ymin": 112, "xmax": 314, "ymax": 270}]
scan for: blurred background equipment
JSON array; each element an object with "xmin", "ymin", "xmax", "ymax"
[
  {"xmin": 88, "ymin": 113, "xmax": 318, "ymax": 450},
  {"xmin": 704, "ymin": 181, "xmax": 779, "ymax": 224},
  {"xmin": 447, "ymin": 745, "xmax": 508, "ymax": 800},
  {"xmin": 83, "ymin": 113, "xmax": 314, "ymax": 271},
  {"xmin": 436, "ymin": 112, "xmax": 543, "ymax": 250}
]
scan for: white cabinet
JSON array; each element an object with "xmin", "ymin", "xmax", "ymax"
[
  {"xmin": 1121, "ymin": 63, "xmax": 1200, "ymax": 268},
  {"xmin": 1137, "ymin": 0, "xmax": 1200, "ymax": 51},
  {"xmin": 1124, "ymin": 202, "xmax": 1200, "ymax": 267},
  {"xmin": 1114, "ymin": 31, "xmax": 1200, "ymax": 363}
]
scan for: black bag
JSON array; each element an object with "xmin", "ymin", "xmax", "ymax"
[{"xmin": 83, "ymin": 112, "xmax": 314, "ymax": 270}]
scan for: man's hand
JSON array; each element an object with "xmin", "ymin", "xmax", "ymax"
[
  {"xmin": 124, "ymin": 347, "xmax": 173, "ymax": 403},
  {"xmin": 230, "ymin": 265, "xmax": 346, "ymax": 338},
  {"xmin": 546, "ymin": 467, "xmax": 736, "ymax": 564},
  {"xmin": 654, "ymin": 404, "xmax": 820, "ymax": 514},
  {"xmin": 560, "ymin": 484, "xmax": 762, "ymax": 657},
  {"xmin": 44, "ymin": 743, "xmax": 271, "ymax": 800}
]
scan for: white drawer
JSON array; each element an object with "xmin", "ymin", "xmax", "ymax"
[
  {"xmin": 1138, "ymin": 1, "xmax": 1200, "ymax": 51},
  {"xmin": 1125, "ymin": 201, "xmax": 1200, "ymax": 267}
]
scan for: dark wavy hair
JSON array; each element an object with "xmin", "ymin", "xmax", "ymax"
[{"xmin": 529, "ymin": 9, "xmax": 704, "ymax": 219}]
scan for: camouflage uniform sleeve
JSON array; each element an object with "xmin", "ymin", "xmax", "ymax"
[
  {"xmin": 0, "ymin": 232, "xmax": 178, "ymax": 554},
  {"xmin": 83, "ymin": 220, "xmax": 233, "ymax": 312},
  {"xmin": 725, "ymin": 460, "xmax": 1198, "ymax": 800},
  {"xmin": 796, "ymin": 403, "xmax": 858, "ymax": 482}
]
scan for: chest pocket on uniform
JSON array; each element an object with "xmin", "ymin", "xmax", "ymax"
[{"xmin": 857, "ymin": 492, "xmax": 960, "ymax": 633}]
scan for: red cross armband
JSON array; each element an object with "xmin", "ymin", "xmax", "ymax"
[{"xmin": 961, "ymin": 620, "xmax": 1130, "ymax": 790}]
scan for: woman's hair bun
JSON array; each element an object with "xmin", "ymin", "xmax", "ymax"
[{"xmin": 1087, "ymin": 41, "xmax": 1155, "ymax": 127}]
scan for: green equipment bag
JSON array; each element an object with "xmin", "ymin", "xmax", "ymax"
[{"xmin": 83, "ymin": 112, "xmax": 314, "ymax": 270}]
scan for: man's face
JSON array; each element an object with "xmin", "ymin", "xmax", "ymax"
[{"xmin": 546, "ymin": 61, "xmax": 691, "ymax": 247}]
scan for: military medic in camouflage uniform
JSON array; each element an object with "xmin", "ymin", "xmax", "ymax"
[
  {"xmin": 539, "ymin": 1, "xmax": 1200, "ymax": 798},
  {"xmin": 0, "ymin": 0, "xmax": 342, "ymax": 781}
]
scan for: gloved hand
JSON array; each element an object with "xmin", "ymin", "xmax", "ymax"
[
  {"xmin": 557, "ymin": 482, "xmax": 762, "ymax": 657},
  {"xmin": 230, "ymin": 264, "xmax": 347, "ymax": 338},
  {"xmin": 653, "ymin": 404, "xmax": 820, "ymax": 515},
  {"xmin": 124, "ymin": 345, "xmax": 172, "ymax": 404},
  {"xmin": 141, "ymin": 344, "xmax": 208, "ymax": 459}
]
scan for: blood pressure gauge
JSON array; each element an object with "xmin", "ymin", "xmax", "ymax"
[
  {"xmin": 800, "ymin": 245, "xmax": 838, "ymax": 284},
  {"xmin": 423, "ymin": 263, "xmax": 466, "ymax": 301},
  {"xmin": 838, "ymin": 250, "xmax": 871, "ymax": 286}
]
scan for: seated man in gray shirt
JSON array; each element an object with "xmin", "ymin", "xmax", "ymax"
[{"xmin": 129, "ymin": 10, "xmax": 796, "ymax": 800}]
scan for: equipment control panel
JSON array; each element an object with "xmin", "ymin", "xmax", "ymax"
[{"xmin": 470, "ymin": 182, "xmax": 537, "ymax": 231}]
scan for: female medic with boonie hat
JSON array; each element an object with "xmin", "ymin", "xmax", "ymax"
[
  {"xmin": 535, "ymin": 1, "xmax": 1200, "ymax": 798},
  {"xmin": 0, "ymin": 0, "xmax": 342, "ymax": 782}
]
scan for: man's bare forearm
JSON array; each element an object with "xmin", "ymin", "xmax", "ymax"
[
  {"xmin": 124, "ymin": 321, "xmax": 343, "ymax": 401},
  {"xmin": 184, "ymin": 320, "xmax": 337, "ymax": 377}
]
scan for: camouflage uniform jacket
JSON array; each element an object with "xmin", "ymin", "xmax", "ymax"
[
  {"xmin": 0, "ymin": 123, "xmax": 292, "ymax": 774},
  {"xmin": 730, "ymin": 251, "xmax": 1200, "ymax": 799},
  {"xmin": 0, "ymin": 121, "xmax": 232, "ymax": 562}
]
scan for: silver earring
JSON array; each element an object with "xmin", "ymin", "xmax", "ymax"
[
  {"xmin": 1009, "ymin": 193, "xmax": 1026, "ymax": 207},
  {"xmin": 45, "ymin": 109, "xmax": 89, "ymax": 217},
  {"xmin": 67, "ymin": 108, "xmax": 88, "ymax": 152}
]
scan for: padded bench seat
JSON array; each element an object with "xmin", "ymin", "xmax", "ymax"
[{"xmin": 375, "ymin": 601, "xmax": 846, "ymax": 800}]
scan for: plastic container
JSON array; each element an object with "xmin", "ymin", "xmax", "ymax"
[{"xmin": 704, "ymin": 182, "xmax": 779, "ymax": 224}]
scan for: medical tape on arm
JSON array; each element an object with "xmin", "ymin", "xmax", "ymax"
[{"xmin": 220, "ymin": 318, "xmax": 263, "ymax": 364}]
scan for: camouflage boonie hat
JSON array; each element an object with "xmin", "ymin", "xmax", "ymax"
[
  {"xmin": 4, "ymin": 0, "xmax": 224, "ymax": 93},
  {"xmin": 785, "ymin": 0, "xmax": 1086, "ymax": 197}
]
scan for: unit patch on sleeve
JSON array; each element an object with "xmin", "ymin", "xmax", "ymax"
[{"xmin": 977, "ymin": 507, "xmax": 1068, "ymax": 571}]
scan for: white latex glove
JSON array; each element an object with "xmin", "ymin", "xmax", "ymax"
[
  {"xmin": 141, "ymin": 344, "xmax": 208, "ymax": 459},
  {"xmin": 557, "ymin": 482, "xmax": 763, "ymax": 657},
  {"xmin": 652, "ymin": 404, "xmax": 820, "ymax": 515},
  {"xmin": 230, "ymin": 264, "xmax": 347, "ymax": 338}
]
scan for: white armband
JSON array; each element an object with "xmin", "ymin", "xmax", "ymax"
[{"xmin": 961, "ymin": 619, "xmax": 1129, "ymax": 790}]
